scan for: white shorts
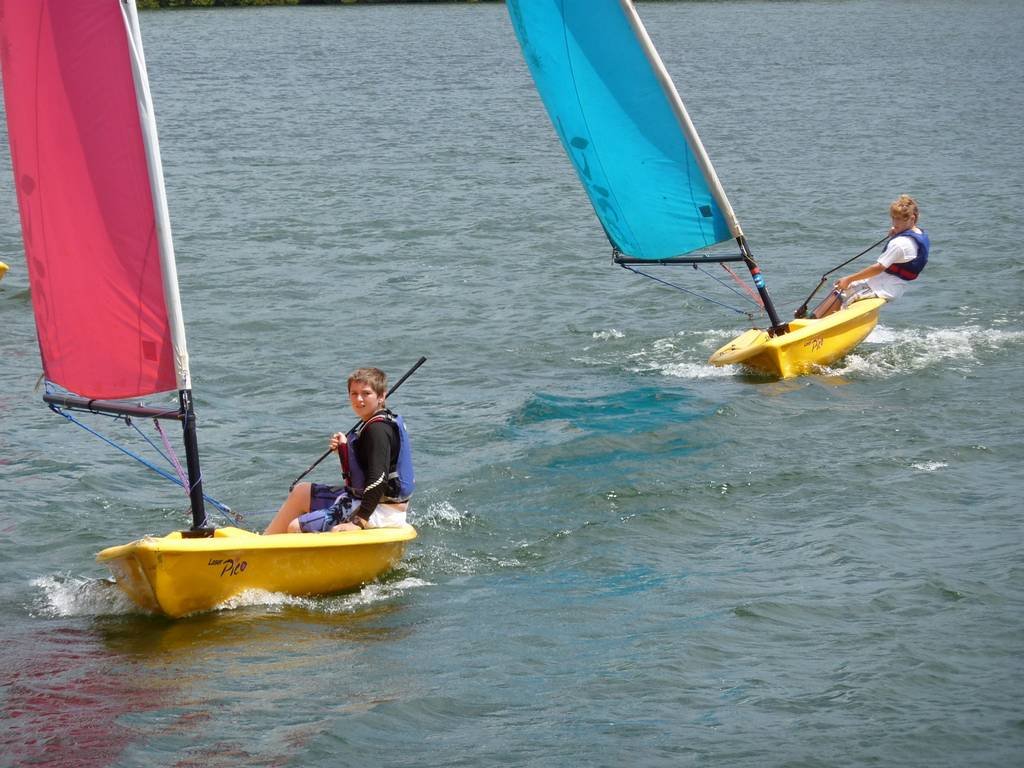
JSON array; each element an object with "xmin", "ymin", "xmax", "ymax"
[
  {"xmin": 843, "ymin": 272, "xmax": 908, "ymax": 307},
  {"xmin": 841, "ymin": 281, "xmax": 880, "ymax": 307},
  {"xmin": 366, "ymin": 504, "xmax": 407, "ymax": 529}
]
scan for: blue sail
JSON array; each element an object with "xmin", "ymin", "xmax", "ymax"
[{"xmin": 507, "ymin": 0, "xmax": 736, "ymax": 261}]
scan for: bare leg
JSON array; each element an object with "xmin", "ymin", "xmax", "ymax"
[
  {"xmin": 330, "ymin": 521, "xmax": 360, "ymax": 532},
  {"xmin": 264, "ymin": 482, "xmax": 312, "ymax": 534},
  {"xmin": 810, "ymin": 289, "xmax": 843, "ymax": 318}
]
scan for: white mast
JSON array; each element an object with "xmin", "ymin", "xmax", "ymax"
[
  {"xmin": 119, "ymin": 1, "xmax": 208, "ymax": 529},
  {"xmin": 120, "ymin": 0, "xmax": 192, "ymax": 392},
  {"xmin": 620, "ymin": 0, "xmax": 745, "ymax": 241}
]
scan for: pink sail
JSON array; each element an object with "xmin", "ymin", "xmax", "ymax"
[{"xmin": 0, "ymin": 0, "xmax": 176, "ymax": 399}]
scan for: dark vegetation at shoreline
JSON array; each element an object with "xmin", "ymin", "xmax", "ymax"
[{"xmin": 137, "ymin": 0, "xmax": 500, "ymax": 8}]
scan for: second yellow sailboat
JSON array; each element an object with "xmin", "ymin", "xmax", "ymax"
[{"xmin": 709, "ymin": 298, "xmax": 885, "ymax": 378}]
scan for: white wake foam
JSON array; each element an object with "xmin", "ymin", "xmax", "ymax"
[
  {"xmin": 30, "ymin": 574, "xmax": 138, "ymax": 617},
  {"xmin": 215, "ymin": 577, "xmax": 431, "ymax": 615},
  {"xmin": 29, "ymin": 572, "xmax": 430, "ymax": 618},
  {"xmin": 626, "ymin": 328, "xmax": 761, "ymax": 380},
  {"xmin": 832, "ymin": 323, "xmax": 1024, "ymax": 378},
  {"xmin": 411, "ymin": 500, "xmax": 473, "ymax": 528}
]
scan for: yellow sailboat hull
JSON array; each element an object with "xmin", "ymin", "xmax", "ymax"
[
  {"xmin": 708, "ymin": 297, "xmax": 885, "ymax": 378},
  {"xmin": 96, "ymin": 525, "xmax": 417, "ymax": 618}
]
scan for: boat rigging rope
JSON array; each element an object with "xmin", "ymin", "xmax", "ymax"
[
  {"xmin": 794, "ymin": 234, "xmax": 889, "ymax": 318},
  {"xmin": 152, "ymin": 418, "xmax": 191, "ymax": 495},
  {"xmin": 619, "ymin": 263, "xmax": 760, "ymax": 321},
  {"xmin": 48, "ymin": 403, "xmax": 239, "ymax": 525},
  {"xmin": 719, "ymin": 263, "xmax": 765, "ymax": 308}
]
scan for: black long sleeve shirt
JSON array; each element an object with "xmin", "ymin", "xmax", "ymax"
[{"xmin": 352, "ymin": 418, "xmax": 400, "ymax": 521}]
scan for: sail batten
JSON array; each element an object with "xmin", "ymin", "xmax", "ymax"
[
  {"xmin": 508, "ymin": 0, "xmax": 736, "ymax": 261},
  {"xmin": 0, "ymin": 0, "xmax": 181, "ymax": 400}
]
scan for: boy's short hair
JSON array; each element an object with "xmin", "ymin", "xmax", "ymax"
[
  {"xmin": 890, "ymin": 194, "xmax": 918, "ymax": 222},
  {"xmin": 348, "ymin": 367, "xmax": 387, "ymax": 398}
]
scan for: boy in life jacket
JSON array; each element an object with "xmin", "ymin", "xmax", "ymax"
[
  {"xmin": 263, "ymin": 367, "xmax": 415, "ymax": 534},
  {"xmin": 830, "ymin": 194, "xmax": 929, "ymax": 311}
]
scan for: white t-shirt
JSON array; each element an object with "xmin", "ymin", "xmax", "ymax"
[{"xmin": 857, "ymin": 232, "xmax": 920, "ymax": 301}]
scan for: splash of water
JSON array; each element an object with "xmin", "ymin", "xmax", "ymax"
[
  {"xmin": 29, "ymin": 573, "xmax": 431, "ymax": 619},
  {"xmin": 30, "ymin": 574, "xmax": 138, "ymax": 617},
  {"xmin": 833, "ymin": 323, "xmax": 1024, "ymax": 378},
  {"xmin": 412, "ymin": 500, "xmax": 474, "ymax": 528},
  {"xmin": 214, "ymin": 577, "xmax": 431, "ymax": 615}
]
